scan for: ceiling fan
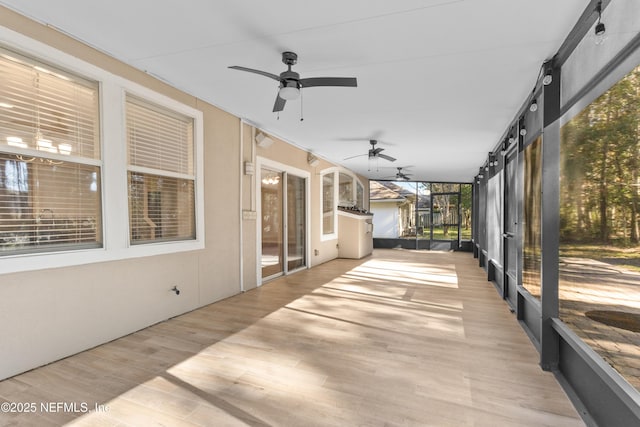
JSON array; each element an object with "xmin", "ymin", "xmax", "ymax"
[
  {"xmin": 344, "ymin": 140, "xmax": 396, "ymax": 162},
  {"xmin": 229, "ymin": 51, "xmax": 357, "ymax": 113},
  {"xmin": 387, "ymin": 167, "xmax": 412, "ymax": 181}
]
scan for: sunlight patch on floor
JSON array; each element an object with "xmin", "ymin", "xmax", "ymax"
[{"xmin": 339, "ymin": 259, "xmax": 459, "ymax": 289}]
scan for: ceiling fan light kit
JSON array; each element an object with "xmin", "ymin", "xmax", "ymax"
[{"xmin": 279, "ymin": 83, "xmax": 300, "ymax": 100}]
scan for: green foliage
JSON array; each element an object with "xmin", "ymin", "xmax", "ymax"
[{"xmin": 560, "ymin": 65, "xmax": 640, "ymax": 246}]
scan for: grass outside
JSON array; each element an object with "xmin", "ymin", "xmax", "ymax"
[{"xmin": 414, "ymin": 227, "xmax": 471, "ymax": 241}]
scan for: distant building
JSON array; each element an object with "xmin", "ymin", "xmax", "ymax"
[{"xmin": 369, "ymin": 181, "xmax": 430, "ymax": 238}]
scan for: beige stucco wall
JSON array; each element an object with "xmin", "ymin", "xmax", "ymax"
[
  {"xmin": 0, "ymin": 7, "xmax": 242, "ymax": 380},
  {"xmin": 0, "ymin": 6, "xmax": 368, "ymax": 380},
  {"xmin": 254, "ymin": 133, "xmax": 370, "ymax": 268}
]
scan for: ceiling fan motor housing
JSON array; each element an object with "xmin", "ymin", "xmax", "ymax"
[{"xmin": 280, "ymin": 70, "xmax": 301, "ymax": 89}]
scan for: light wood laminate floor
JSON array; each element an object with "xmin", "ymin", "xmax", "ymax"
[{"xmin": 0, "ymin": 249, "xmax": 584, "ymax": 426}]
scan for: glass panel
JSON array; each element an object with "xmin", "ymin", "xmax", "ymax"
[
  {"xmin": 369, "ymin": 180, "xmax": 417, "ymax": 239},
  {"xmin": 370, "ymin": 181, "xmax": 470, "ymax": 246},
  {"xmin": 126, "ymin": 96, "xmax": 194, "ymax": 176},
  {"xmin": 370, "ymin": 180, "xmax": 403, "ymax": 238},
  {"xmin": 432, "ymin": 193, "xmax": 459, "ymax": 241},
  {"xmin": 128, "ymin": 172, "xmax": 195, "ymax": 244},
  {"xmin": 0, "ymin": 47, "xmax": 100, "ymax": 160},
  {"xmin": 478, "ymin": 179, "xmax": 487, "ymax": 249},
  {"xmin": 338, "ymin": 172, "xmax": 353, "ymax": 207},
  {"xmin": 431, "ymin": 183, "xmax": 460, "ymax": 243},
  {"xmin": 287, "ymin": 174, "xmax": 305, "ymax": 271},
  {"xmin": 0, "ymin": 47, "xmax": 102, "ymax": 256},
  {"xmin": 523, "ymin": 137, "xmax": 542, "ymax": 298},
  {"xmin": 395, "ymin": 181, "xmax": 417, "ymax": 238},
  {"xmin": 261, "ymin": 169, "xmax": 283, "ymax": 278},
  {"xmin": 460, "ymin": 184, "xmax": 473, "ymax": 241},
  {"xmin": 0, "ymin": 153, "xmax": 101, "ymax": 254},
  {"xmin": 559, "ymin": 64, "xmax": 640, "ymax": 391},
  {"xmin": 322, "ymin": 173, "xmax": 334, "ymax": 235},
  {"xmin": 504, "ymin": 154, "xmax": 517, "ymax": 276},
  {"xmin": 126, "ymin": 97, "xmax": 196, "ymax": 244},
  {"xmin": 416, "ymin": 182, "xmax": 430, "ymax": 239},
  {"xmin": 431, "ymin": 183, "xmax": 460, "ymax": 193},
  {"xmin": 485, "ymin": 172, "xmax": 502, "ymax": 261}
]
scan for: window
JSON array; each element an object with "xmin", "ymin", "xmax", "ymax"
[
  {"xmin": 339, "ymin": 172, "xmax": 353, "ymax": 207},
  {"xmin": 356, "ymin": 181, "xmax": 364, "ymax": 209},
  {"xmin": 322, "ymin": 172, "xmax": 335, "ymax": 235},
  {"xmin": 338, "ymin": 171, "xmax": 365, "ymax": 209},
  {"xmin": 460, "ymin": 184, "xmax": 472, "ymax": 240},
  {"xmin": 559, "ymin": 63, "xmax": 640, "ymax": 390},
  {"xmin": 126, "ymin": 96, "xmax": 195, "ymax": 244},
  {"xmin": 0, "ymin": 48, "xmax": 101, "ymax": 255},
  {"xmin": 523, "ymin": 137, "xmax": 542, "ymax": 299},
  {"xmin": 0, "ymin": 35, "xmax": 204, "ymax": 274}
]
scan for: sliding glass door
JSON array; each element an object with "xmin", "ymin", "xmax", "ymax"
[
  {"xmin": 287, "ymin": 174, "xmax": 306, "ymax": 271},
  {"xmin": 261, "ymin": 168, "xmax": 284, "ymax": 278},
  {"xmin": 260, "ymin": 166, "xmax": 307, "ymax": 280}
]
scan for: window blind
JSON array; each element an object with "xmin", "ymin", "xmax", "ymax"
[
  {"xmin": 0, "ymin": 48, "xmax": 102, "ymax": 255},
  {"xmin": 126, "ymin": 96, "xmax": 195, "ymax": 244},
  {"xmin": 126, "ymin": 97, "xmax": 194, "ymax": 176},
  {"xmin": 0, "ymin": 48, "xmax": 99, "ymax": 159}
]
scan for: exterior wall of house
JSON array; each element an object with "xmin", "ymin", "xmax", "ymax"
[
  {"xmin": 370, "ymin": 202, "xmax": 400, "ymax": 238},
  {"xmin": 0, "ymin": 7, "xmax": 366, "ymax": 380}
]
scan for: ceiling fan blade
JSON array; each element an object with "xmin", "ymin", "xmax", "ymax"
[
  {"xmin": 372, "ymin": 147, "xmax": 384, "ymax": 155},
  {"xmin": 229, "ymin": 66, "xmax": 280, "ymax": 81},
  {"xmin": 273, "ymin": 94, "xmax": 286, "ymax": 112},
  {"xmin": 344, "ymin": 153, "xmax": 367, "ymax": 160},
  {"xmin": 300, "ymin": 77, "xmax": 357, "ymax": 88},
  {"xmin": 378, "ymin": 153, "xmax": 396, "ymax": 162}
]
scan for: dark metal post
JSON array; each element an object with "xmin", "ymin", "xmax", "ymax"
[{"xmin": 540, "ymin": 62, "xmax": 561, "ymax": 371}]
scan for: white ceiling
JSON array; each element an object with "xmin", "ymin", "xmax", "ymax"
[{"xmin": 0, "ymin": 0, "xmax": 591, "ymax": 182}]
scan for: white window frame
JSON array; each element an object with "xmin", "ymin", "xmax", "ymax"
[
  {"xmin": 337, "ymin": 170, "xmax": 365, "ymax": 208},
  {"xmin": 320, "ymin": 168, "xmax": 338, "ymax": 241},
  {"xmin": 255, "ymin": 157, "xmax": 311, "ymax": 285},
  {"xmin": 124, "ymin": 93, "xmax": 198, "ymax": 246},
  {"xmin": 338, "ymin": 171, "xmax": 355, "ymax": 207},
  {"xmin": 0, "ymin": 27, "xmax": 204, "ymax": 275},
  {"xmin": 319, "ymin": 168, "xmax": 364, "ymax": 242},
  {"xmin": 0, "ymin": 47, "xmax": 103, "ymax": 255}
]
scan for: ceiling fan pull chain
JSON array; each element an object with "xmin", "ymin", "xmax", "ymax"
[{"xmin": 300, "ymin": 88, "xmax": 304, "ymax": 122}]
